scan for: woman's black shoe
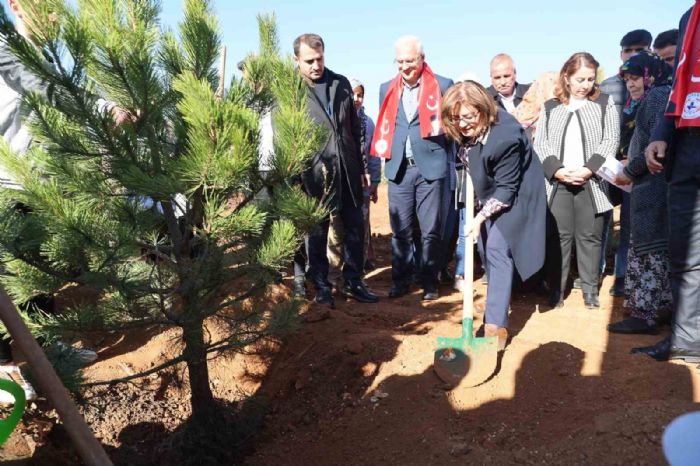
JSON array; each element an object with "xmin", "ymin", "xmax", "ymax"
[
  {"xmin": 548, "ymin": 289, "xmax": 564, "ymax": 308},
  {"xmin": 607, "ymin": 317, "xmax": 659, "ymax": 335},
  {"xmin": 388, "ymin": 283, "xmax": 410, "ymax": 299},
  {"xmin": 609, "ymin": 276, "xmax": 625, "ymax": 297},
  {"xmin": 583, "ymin": 292, "xmax": 599, "ymax": 309}
]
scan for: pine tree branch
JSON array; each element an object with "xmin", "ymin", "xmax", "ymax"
[
  {"xmin": 80, "ymin": 354, "xmax": 186, "ymax": 387},
  {"xmin": 213, "ymin": 282, "xmax": 267, "ymax": 314},
  {"xmin": 145, "ymin": 127, "xmax": 185, "ymax": 262},
  {"xmin": 44, "ymin": 43, "xmax": 135, "ymax": 164},
  {"xmin": 206, "ymin": 333, "xmax": 265, "ymax": 354},
  {"xmin": 136, "ymin": 240, "xmax": 178, "ymax": 268}
]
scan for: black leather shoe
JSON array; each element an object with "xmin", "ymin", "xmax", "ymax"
[
  {"xmin": 314, "ymin": 288, "xmax": 335, "ymax": 308},
  {"xmin": 292, "ymin": 277, "xmax": 306, "ymax": 299},
  {"xmin": 548, "ymin": 289, "xmax": 564, "ymax": 308},
  {"xmin": 583, "ymin": 292, "xmax": 599, "ymax": 309},
  {"xmin": 631, "ymin": 336, "xmax": 671, "ymax": 361},
  {"xmin": 422, "ymin": 288, "xmax": 439, "ymax": 301},
  {"xmin": 438, "ymin": 268, "xmax": 454, "ymax": 285},
  {"xmin": 669, "ymin": 346, "xmax": 700, "ymax": 363},
  {"xmin": 609, "ymin": 276, "xmax": 625, "ymax": 297},
  {"xmin": 607, "ymin": 317, "xmax": 659, "ymax": 335},
  {"xmin": 388, "ymin": 283, "xmax": 410, "ymax": 299},
  {"xmin": 341, "ymin": 281, "xmax": 379, "ymax": 303}
]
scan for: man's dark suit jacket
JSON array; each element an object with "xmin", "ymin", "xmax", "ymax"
[
  {"xmin": 378, "ymin": 74, "xmax": 453, "ymax": 182},
  {"xmin": 302, "ymin": 68, "xmax": 364, "ymax": 209},
  {"xmin": 487, "ymin": 82, "xmax": 531, "ymax": 110}
]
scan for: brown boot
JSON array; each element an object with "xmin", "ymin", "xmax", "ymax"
[{"xmin": 484, "ymin": 324, "xmax": 509, "ymax": 351}]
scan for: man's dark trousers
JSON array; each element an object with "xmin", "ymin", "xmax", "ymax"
[
  {"xmin": 669, "ymin": 132, "xmax": 700, "ymax": 352},
  {"xmin": 307, "ymin": 175, "xmax": 365, "ymax": 291},
  {"xmin": 389, "ymin": 160, "xmax": 444, "ymax": 290}
]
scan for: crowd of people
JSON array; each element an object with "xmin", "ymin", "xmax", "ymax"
[{"xmin": 287, "ymin": 5, "xmax": 700, "ymax": 364}]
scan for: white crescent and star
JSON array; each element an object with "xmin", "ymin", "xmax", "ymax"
[
  {"xmin": 425, "ymin": 95, "xmax": 439, "ymax": 112},
  {"xmin": 380, "ymin": 118, "xmax": 391, "ymax": 135}
]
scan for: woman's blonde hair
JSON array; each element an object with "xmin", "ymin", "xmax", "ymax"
[
  {"xmin": 555, "ymin": 52, "xmax": 601, "ymax": 104},
  {"xmin": 441, "ymin": 80, "xmax": 498, "ymax": 143}
]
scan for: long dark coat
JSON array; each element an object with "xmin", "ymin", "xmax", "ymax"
[
  {"xmin": 301, "ymin": 68, "xmax": 364, "ymax": 209},
  {"xmin": 466, "ymin": 110, "xmax": 547, "ymax": 280}
]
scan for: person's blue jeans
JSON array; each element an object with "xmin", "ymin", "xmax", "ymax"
[{"xmin": 455, "ymin": 206, "xmax": 467, "ymax": 277}]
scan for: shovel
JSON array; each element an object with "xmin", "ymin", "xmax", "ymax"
[{"xmin": 434, "ymin": 174, "xmax": 497, "ymax": 388}]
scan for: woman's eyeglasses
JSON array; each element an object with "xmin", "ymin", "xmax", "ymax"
[{"xmin": 448, "ymin": 113, "xmax": 479, "ymax": 124}]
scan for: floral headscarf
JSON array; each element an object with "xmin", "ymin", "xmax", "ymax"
[{"xmin": 617, "ymin": 51, "xmax": 673, "ymax": 158}]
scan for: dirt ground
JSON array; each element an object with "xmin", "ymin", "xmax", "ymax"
[{"xmin": 2, "ymin": 183, "xmax": 699, "ymax": 465}]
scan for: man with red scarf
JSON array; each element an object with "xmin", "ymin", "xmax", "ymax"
[
  {"xmin": 635, "ymin": 3, "xmax": 700, "ymax": 362},
  {"xmin": 372, "ymin": 36, "xmax": 453, "ymax": 300}
]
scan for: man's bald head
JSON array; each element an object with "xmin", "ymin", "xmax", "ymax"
[{"xmin": 489, "ymin": 53, "xmax": 517, "ymax": 97}]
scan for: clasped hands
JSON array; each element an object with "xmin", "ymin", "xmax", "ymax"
[{"xmin": 553, "ymin": 167, "xmax": 593, "ymax": 186}]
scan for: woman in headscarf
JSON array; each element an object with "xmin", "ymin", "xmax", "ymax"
[{"xmin": 607, "ymin": 51, "xmax": 674, "ymax": 335}]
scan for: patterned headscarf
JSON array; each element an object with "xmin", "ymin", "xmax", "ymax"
[{"xmin": 617, "ymin": 51, "xmax": 673, "ymax": 158}]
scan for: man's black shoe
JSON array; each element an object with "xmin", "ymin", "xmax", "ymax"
[
  {"xmin": 438, "ymin": 268, "xmax": 454, "ymax": 285},
  {"xmin": 341, "ymin": 281, "xmax": 379, "ymax": 303},
  {"xmin": 583, "ymin": 292, "xmax": 599, "ymax": 309},
  {"xmin": 388, "ymin": 283, "xmax": 410, "ymax": 299},
  {"xmin": 608, "ymin": 317, "xmax": 659, "ymax": 335},
  {"xmin": 669, "ymin": 346, "xmax": 700, "ymax": 363},
  {"xmin": 292, "ymin": 277, "xmax": 306, "ymax": 299},
  {"xmin": 314, "ymin": 288, "xmax": 335, "ymax": 309},
  {"xmin": 363, "ymin": 260, "xmax": 376, "ymax": 272},
  {"xmin": 609, "ymin": 276, "xmax": 625, "ymax": 297},
  {"xmin": 422, "ymin": 288, "xmax": 439, "ymax": 301},
  {"xmin": 631, "ymin": 336, "xmax": 671, "ymax": 361},
  {"xmin": 548, "ymin": 289, "xmax": 564, "ymax": 308}
]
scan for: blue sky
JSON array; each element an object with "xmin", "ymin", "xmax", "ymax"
[{"xmin": 1, "ymin": 0, "xmax": 691, "ymax": 119}]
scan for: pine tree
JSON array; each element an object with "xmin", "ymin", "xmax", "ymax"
[{"xmin": 0, "ymin": 0, "xmax": 325, "ymax": 425}]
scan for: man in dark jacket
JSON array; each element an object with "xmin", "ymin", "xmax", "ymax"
[
  {"xmin": 486, "ymin": 54, "xmax": 530, "ymax": 113},
  {"xmin": 292, "ymin": 33, "xmax": 378, "ymax": 308},
  {"xmin": 637, "ymin": 6, "xmax": 700, "ymax": 363}
]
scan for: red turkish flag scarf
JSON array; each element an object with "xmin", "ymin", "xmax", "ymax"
[
  {"xmin": 370, "ymin": 63, "xmax": 444, "ymax": 159},
  {"xmin": 667, "ymin": 1, "xmax": 700, "ymax": 127}
]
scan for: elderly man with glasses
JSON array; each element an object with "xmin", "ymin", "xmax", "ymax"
[{"xmin": 371, "ymin": 36, "xmax": 453, "ymax": 300}]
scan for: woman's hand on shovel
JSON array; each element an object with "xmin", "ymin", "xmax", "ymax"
[{"xmin": 466, "ymin": 214, "xmax": 486, "ymax": 240}]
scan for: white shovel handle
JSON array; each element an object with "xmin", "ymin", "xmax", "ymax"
[{"xmin": 462, "ymin": 173, "xmax": 475, "ymax": 321}]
